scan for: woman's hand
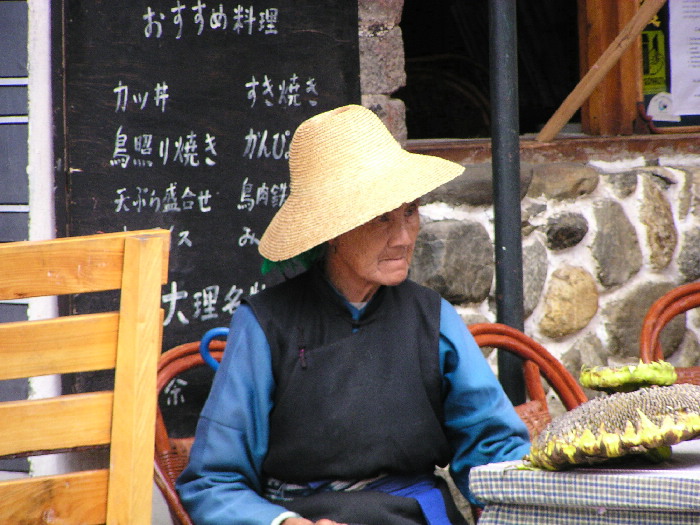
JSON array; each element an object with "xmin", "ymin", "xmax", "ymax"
[{"xmin": 282, "ymin": 518, "xmax": 348, "ymax": 525}]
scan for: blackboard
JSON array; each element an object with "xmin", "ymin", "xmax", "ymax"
[{"xmin": 57, "ymin": 0, "xmax": 361, "ymax": 354}]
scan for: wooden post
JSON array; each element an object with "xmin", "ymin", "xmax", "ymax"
[{"xmin": 536, "ymin": 0, "xmax": 666, "ymax": 142}]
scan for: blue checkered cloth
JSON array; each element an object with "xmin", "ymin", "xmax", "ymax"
[{"xmin": 469, "ymin": 439, "xmax": 700, "ymax": 524}]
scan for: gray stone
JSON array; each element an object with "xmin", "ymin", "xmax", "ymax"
[
  {"xmin": 634, "ymin": 166, "xmax": 679, "ymax": 188},
  {"xmin": 591, "ymin": 199, "xmax": 642, "ymax": 288},
  {"xmin": 639, "ymin": 175, "xmax": 677, "ymax": 271},
  {"xmin": 522, "ymin": 237, "xmax": 548, "ymax": 319},
  {"xmin": 359, "ymin": 26, "xmax": 406, "ymax": 95},
  {"xmin": 561, "ymin": 332, "xmax": 607, "ymax": 400},
  {"xmin": 544, "ymin": 212, "xmax": 588, "ymax": 250},
  {"xmin": 521, "ymin": 199, "xmax": 547, "ymax": 237},
  {"xmin": 411, "ymin": 220, "xmax": 493, "ymax": 303},
  {"xmin": 358, "ymin": 0, "xmax": 404, "ymax": 28},
  {"xmin": 538, "ymin": 266, "xmax": 599, "ymax": 339},
  {"xmin": 678, "ymin": 169, "xmax": 693, "ymax": 219},
  {"xmin": 603, "ymin": 171, "xmax": 638, "ymax": 198},
  {"xmin": 688, "ymin": 167, "xmax": 700, "ymax": 219},
  {"xmin": 668, "ymin": 331, "xmax": 700, "ymax": 368},
  {"xmin": 422, "ymin": 162, "xmax": 533, "ymax": 207},
  {"xmin": 602, "ymin": 281, "xmax": 686, "ymax": 359},
  {"xmin": 527, "ymin": 162, "xmax": 599, "ymax": 200},
  {"xmin": 678, "ymin": 227, "xmax": 700, "ymax": 282}
]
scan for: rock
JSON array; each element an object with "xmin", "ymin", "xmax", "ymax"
[
  {"xmin": 422, "ymin": 162, "xmax": 533, "ymax": 207},
  {"xmin": 602, "ymin": 281, "xmax": 686, "ymax": 359},
  {"xmin": 522, "ymin": 237, "xmax": 548, "ymax": 319},
  {"xmin": 527, "ymin": 162, "xmax": 599, "ymax": 200},
  {"xmin": 411, "ymin": 220, "xmax": 493, "ymax": 303},
  {"xmin": 591, "ymin": 199, "xmax": 642, "ymax": 288},
  {"xmin": 538, "ymin": 266, "xmax": 598, "ymax": 338},
  {"xmin": 603, "ymin": 171, "xmax": 638, "ymax": 198},
  {"xmin": 544, "ymin": 212, "xmax": 588, "ymax": 250},
  {"xmin": 678, "ymin": 227, "xmax": 700, "ymax": 282},
  {"xmin": 359, "ymin": 26, "xmax": 406, "ymax": 94},
  {"xmin": 639, "ymin": 175, "xmax": 677, "ymax": 271}
]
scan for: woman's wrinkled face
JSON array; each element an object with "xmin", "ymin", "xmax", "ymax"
[{"xmin": 326, "ymin": 200, "xmax": 421, "ymax": 302}]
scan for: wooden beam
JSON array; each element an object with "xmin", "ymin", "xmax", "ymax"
[{"xmin": 536, "ymin": 0, "xmax": 666, "ymax": 142}]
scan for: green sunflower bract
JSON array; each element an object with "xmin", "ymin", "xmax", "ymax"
[{"xmin": 579, "ymin": 361, "xmax": 677, "ymax": 393}]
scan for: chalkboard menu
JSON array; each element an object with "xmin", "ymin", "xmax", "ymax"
[{"xmin": 58, "ymin": 0, "xmax": 361, "ymax": 351}]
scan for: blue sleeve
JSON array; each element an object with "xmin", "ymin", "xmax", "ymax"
[
  {"xmin": 176, "ymin": 304, "xmax": 292, "ymax": 525},
  {"xmin": 438, "ymin": 299, "xmax": 531, "ymax": 505}
]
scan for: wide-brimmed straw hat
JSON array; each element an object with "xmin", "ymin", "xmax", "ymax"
[{"xmin": 259, "ymin": 104, "xmax": 465, "ymax": 261}]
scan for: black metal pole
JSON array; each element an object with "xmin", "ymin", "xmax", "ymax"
[{"xmin": 489, "ymin": 0, "xmax": 525, "ymax": 405}]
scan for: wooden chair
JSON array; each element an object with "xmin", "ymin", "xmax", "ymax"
[
  {"xmin": 0, "ymin": 229, "xmax": 170, "ymax": 524},
  {"xmin": 639, "ymin": 282, "xmax": 700, "ymax": 385},
  {"xmin": 469, "ymin": 323, "xmax": 587, "ymax": 438},
  {"xmin": 154, "ymin": 340, "xmax": 225, "ymax": 525}
]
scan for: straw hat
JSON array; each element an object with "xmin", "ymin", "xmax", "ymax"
[{"xmin": 258, "ymin": 104, "xmax": 465, "ymax": 261}]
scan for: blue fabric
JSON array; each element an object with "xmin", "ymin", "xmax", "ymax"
[
  {"xmin": 176, "ymin": 297, "xmax": 530, "ymax": 525},
  {"xmin": 366, "ymin": 475, "xmax": 451, "ymax": 525}
]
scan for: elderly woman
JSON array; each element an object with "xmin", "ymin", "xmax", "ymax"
[{"xmin": 176, "ymin": 105, "xmax": 530, "ymax": 525}]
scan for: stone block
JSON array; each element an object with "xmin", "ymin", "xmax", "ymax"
[{"xmin": 359, "ymin": 26, "xmax": 406, "ymax": 95}]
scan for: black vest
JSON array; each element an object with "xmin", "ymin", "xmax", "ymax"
[{"xmin": 245, "ymin": 266, "xmax": 452, "ymax": 482}]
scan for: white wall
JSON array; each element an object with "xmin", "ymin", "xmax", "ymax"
[{"xmin": 26, "ymin": 0, "xmax": 61, "ymax": 475}]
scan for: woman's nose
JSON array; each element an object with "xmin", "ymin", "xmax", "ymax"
[{"xmin": 387, "ymin": 217, "xmax": 414, "ymax": 246}]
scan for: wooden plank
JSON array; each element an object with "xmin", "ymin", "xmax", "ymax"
[
  {"xmin": 0, "ymin": 392, "xmax": 113, "ymax": 456},
  {"xmin": 0, "ymin": 312, "xmax": 118, "ymax": 380},
  {"xmin": 0, "ymin": 470, "xmax": 108, "ymax": 525},
  {"xmin": 537, "ymin": 0, "xmax": 665, "ymax": 141},
  {"xmin": 0, "ymin": 229, "xmax": 170, "ymax": 300},
  {"xmin": 107, "ymin": 234, "xmax": 165, "ymax": 524}
]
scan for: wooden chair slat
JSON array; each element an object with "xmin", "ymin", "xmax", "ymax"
[
  {"xmin": 0, "ymin": 230, "xmax": 168, "ymax": 300},
  {"xmin": 0, "ymin": 470, "xmax": 108, "ymax": 525},
  {"xmin": 0, "ymin": 312, "xmax": 118, "ymax": 380},
  {"xmin": 0, "ymin": 392, "xmax": 113, "ymax": 457}
]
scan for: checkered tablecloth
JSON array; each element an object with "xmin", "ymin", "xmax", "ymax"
[{"xmin": 469, "ymin": 440, "xmax": 700, "ymax": 525}]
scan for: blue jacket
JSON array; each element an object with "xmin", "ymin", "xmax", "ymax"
[{"xmin": 176, "ymin": 297, "xmax": 530, "ymax": 524}]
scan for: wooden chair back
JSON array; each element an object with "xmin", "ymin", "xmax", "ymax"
[
  {"xmin": 154, "ymin": 340, "xmax": 225, "ymax": 525},
  {"xmin": 468, "ymin": 323, "xmax": 587, "ymax": 438},
  {"xmin": 639, "ymin": 282, "xmax": 700, "ymax": 385},
  {"xmin": 0, "ymin": 229, "xmax": 169, "ymax": 524}
]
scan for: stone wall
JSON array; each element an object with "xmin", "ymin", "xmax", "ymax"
[
  {"xmin": 413, "ymin": 159, "xmax": 700, "ymax": 411},
  {"xmin": 357, "ymin": 0, "xmax": 700, "ymax": 412}
]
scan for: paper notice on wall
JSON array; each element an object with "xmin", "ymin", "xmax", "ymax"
[{"xmin": 670, "ymin": 0, "xmax": 700, "ymax": 115}]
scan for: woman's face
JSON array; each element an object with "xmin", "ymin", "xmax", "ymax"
[{"xmin": 326, "ymin": 200, "xmax": 421, "ymax": 302}]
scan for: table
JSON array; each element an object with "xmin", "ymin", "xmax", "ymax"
[{"xmin": 469, "ymin": 439, "xmax": 700, "ymax": 524}]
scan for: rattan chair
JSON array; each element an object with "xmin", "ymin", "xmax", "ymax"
[
  {"xmin": 154, "ymin": 323, "xmax": 587, "ymax": 524},
  {"xmin": 154, "ymin": 340, "xmax": 226, "ymax": 525},
  {"xmin": 468, "ymin": 322, "xmax": 587, "ymax": 438},
  {"xmin": 639, "ymin": 282, "xmax": 700, "ymax": 385}
]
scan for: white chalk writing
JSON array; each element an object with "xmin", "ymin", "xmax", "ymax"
[
  {"xmin": 114, "ymin": 183, "xmax": 213, "ymax": 213},
  {"xmin": 114, "ymin": 81, "xmax": 169, "ymax": 112},
  {"xmin": 236, "ymin": 176, "xmax": 287, "ymax": 211},
  {"xmin": 162, "ymin": 280, "xmax": 266, "ymax": 326},
  {"xmin": 242, "ymin": 128, "xmax": 291, "ymax": 160},
  {"xmin": 246, "ymin": 74, "xmax": 318, "ymax": 108},
  {"xmin": 144, "ymin": 4, "xmax": 279, "ymax": 39},
  {"xmin": 110, "ymin": 127, "xmax": 218, "ymax": 168}
]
